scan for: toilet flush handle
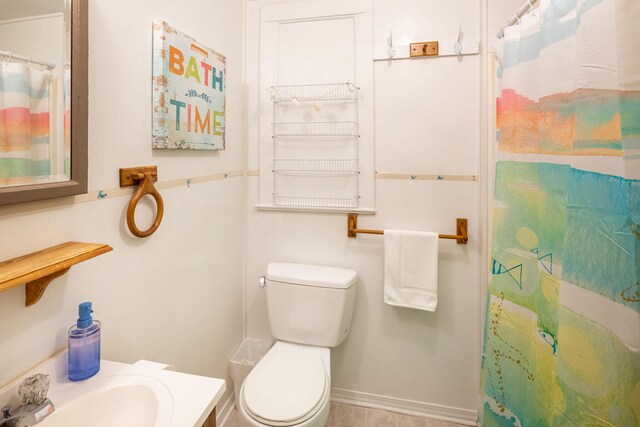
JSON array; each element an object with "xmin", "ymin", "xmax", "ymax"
[{"xmin": 259, "ymin": 276, "xmax": 266, "ymax": 288}]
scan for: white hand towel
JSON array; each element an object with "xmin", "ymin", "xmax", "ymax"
[{"xmin": 384, "ymin": 230, "xmax": 439, "ymax": 311}]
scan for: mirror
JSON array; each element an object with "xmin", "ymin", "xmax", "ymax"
[{"xmin": 0, "ymin": 0, "xmax": 87, "ymax": 206}]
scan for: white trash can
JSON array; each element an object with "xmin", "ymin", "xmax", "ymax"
[{"xmin": 229, "ymin": 338, "xmax": 272, "ymax": 409}]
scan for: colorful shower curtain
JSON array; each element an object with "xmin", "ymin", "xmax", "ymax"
[
  {"xmin": 0, "ymin": 62, "xmax": 51, "ymax": 186},
  {"xmin": 481, "ymin": 0, "xmax": 640, "ymax": 426}
]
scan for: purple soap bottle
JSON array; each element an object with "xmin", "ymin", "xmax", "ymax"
[{"xmin": 68, "ymin": 302, "xmax": 101, "ymax": 381}]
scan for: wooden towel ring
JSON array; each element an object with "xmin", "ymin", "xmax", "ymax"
[{"xmin": 120, "ymin": 167, "xmax": 164, "ymax": 238}]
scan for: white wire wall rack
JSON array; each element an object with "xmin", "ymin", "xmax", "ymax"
[
  {"xmin": 272, "ymin": 159, "xmax": 359, "ymax": 174},
  {"xmin": 273, "ymin": 121, "xmax": 359, "ymax": 138},
  {"xmin": 272, "ymin": 195, "xmax": 360, "ymax": 210},
  {"xmin": 269, "ymin": 82, "xmax": 359, "ymax": 103},
  {"xmin": 270, "ymin": 82, "xmax": 361, "ymax": 211}
]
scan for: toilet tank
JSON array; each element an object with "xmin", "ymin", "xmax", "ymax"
[{"xmin": 265, "ymin": 262, "xmax": 357, "ymax": 348}]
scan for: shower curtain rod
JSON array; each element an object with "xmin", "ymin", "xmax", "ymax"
[
  {"xmin": 0, "ymin": 50, "xmax": 56, "ymax": 69},
  {"xmin": 497, "ymin": 0, "xmax": 539, "ymax": 39}
]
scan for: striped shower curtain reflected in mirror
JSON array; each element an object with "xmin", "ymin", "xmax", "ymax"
[
  {"xmin": 0, "ymin": 62, "xmax": 51, "ymax": 187},
  {"xmin": 481, "ymin": 0, "xmax": 640, "ymax": 425}
]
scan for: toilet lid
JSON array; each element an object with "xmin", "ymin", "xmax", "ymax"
[{"xmin": 243, "ymin": 344, "xmax": 328, "ymax": 425}]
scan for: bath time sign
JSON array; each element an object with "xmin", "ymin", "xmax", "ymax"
[{"xmin": 152, "ymin": 21, "xmax": 225, "ymax": 150}]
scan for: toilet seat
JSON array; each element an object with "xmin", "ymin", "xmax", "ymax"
[{"xmin": 241, "ymin": 342, "xmax": 329, "ymax": 426}]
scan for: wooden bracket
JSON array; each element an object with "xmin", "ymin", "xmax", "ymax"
[
  {"xmin": 410, "ymin": 41, "xmax": 439, "ymax": 57},
  {"xmin": 25, "ymin": 268, "xmax": 71, "ymax": 307},
  {"xmin": 0, "ymin": 242, "xmax": 113, "ymax": 307},
  {"xmin": 119, "ymin": 166, "xmax": 158, "ymax": 187},
  {"xmin": 456, "ymin": 218, "xmax": 468, "ymax": 244},
  {"xmin": 347, "ymin": 213, "xmax": 358, "ymax": 238}
]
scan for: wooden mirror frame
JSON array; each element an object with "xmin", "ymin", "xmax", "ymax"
[{"xmin": 0, "ymin": 0, "xmax": 88, "ymax": 206}]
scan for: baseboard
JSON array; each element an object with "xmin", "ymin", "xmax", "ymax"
[
  {"xmin": 216, "ymin": 392, "xmax": 236, "ymax": 427},
  {"xmin": 330, "ymin": 387, "xmax": 478, "ymax": 426}
]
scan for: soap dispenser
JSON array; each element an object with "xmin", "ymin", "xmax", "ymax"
[{"xmin": 68, "ymin": 302, "xmax": 101, "ymax": 381}]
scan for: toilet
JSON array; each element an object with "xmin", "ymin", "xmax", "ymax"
[{"xmin": 238, "ymin": 262, "xmax": 357, "ymax": 427}]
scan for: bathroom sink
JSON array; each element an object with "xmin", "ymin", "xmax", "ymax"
[
  {"xmin": 0, "ymin": 351, "xmax": 225, "ymax": 427},
  {"xmin": 41, "ymin": 376, "xmax": 172, "ymax": 427}
]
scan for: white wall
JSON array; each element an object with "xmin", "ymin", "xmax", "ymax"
[
  {"xmin": 245, "ymin": 0, "xmax": 481, "ymax": 419},
  {"xmin": 0, "ymin": 0, "xmax": 245, "ymax": 409},
  {"xmin": 488, "ymin": 0, "xmax": 525, "ymax": 46},
  {"xmin": 0, "ymin": 0, "xmax": 65, "ymax": 21},
  {"xmin": 0, "ymin": 14, "xmax": 65, "ymax": 68}
]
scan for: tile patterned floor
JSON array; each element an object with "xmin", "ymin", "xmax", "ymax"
[{"xmin": 222, "ymin": 402, "xmax": 471, "ymax": 427}]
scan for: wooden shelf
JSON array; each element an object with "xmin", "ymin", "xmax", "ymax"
[{"xmin": 0, "ymin": 242, "xmax": 113, "ymax": 307}]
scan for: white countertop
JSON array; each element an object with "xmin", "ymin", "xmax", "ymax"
[{"xmin": 0, "ymin": 350, "xmax": 226, "ymax": 427}]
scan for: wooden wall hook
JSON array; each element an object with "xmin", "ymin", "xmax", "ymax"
[{"xmin": 120, "ymin": 166, "xmax": 164, "ymax": 238}]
